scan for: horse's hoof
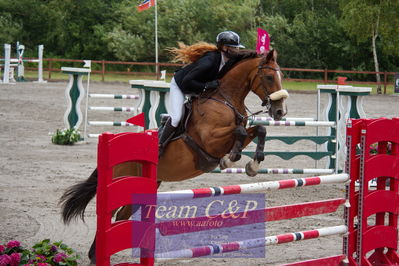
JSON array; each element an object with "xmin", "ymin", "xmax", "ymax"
[
  {"xmin": 245, "ymin": 161, "xmax": 259, "ymax": 177},
  {"xmin": 219, "ymin": 155, "xmax": 234, "ymax": 169}
]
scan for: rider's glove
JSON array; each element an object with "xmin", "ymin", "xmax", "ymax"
[{"xmin": 204, "ymin": 80, "xmax": 219, "ymax": 90}]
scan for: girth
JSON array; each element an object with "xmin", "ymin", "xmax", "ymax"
[
  {"xmin": 181, "ymin": 133, "xmax": 220, "ymax": 173},
  {"xmin": 172, "ymin": 94, "xmax": 245, "ymax": 173}
]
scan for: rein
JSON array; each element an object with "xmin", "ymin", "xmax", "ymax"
[
  {"xmin": 199, "ymin": 58, "xmax": 284, "ymax": 126},
  {"xmin": 207, "ymin": 94, "xmax": 246, "ymax": 126}
]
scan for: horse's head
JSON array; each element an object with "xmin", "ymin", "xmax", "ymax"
[{"xmin": 252, "ymin": 49, "xmax": 288, "ymax": 120}]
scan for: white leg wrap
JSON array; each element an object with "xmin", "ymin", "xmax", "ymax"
[
  {"xmin": 220, "ymin": 155, "xmax": 235, "ymax": 169},
  {"xmin": 245, "ymin": 160, "xmax": 260, "ymax": 177}
]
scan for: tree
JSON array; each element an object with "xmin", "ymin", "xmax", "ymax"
[
  {"xmin": 340, "ymin": 0, "xmax": 399, "ymax": 93},
  {"xmin": 108, "ymin": 0, "xmax": 260, "ymax": 62},
  {"xmin": 0, "ymin": 13, "xmax": 22, "ymax": 44},
  {"xmin": 0, "ymin": 0, "xmax": 397, "ymax": 78}
]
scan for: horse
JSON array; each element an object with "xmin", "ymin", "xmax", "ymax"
[{"xmin": 59, "ymin": 49, "xmax": 288, "ymax": 263}]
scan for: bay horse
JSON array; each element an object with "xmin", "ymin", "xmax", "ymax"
[{"xmin": 59, "ymin": 49, "xmax": 288, "ymax": 263}]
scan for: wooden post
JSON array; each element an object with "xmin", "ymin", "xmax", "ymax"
[
  {"xmin": 383, "ymin": 71, "xmax": 387, "ymax": 94},
  {"xmin": 324, "ymin": 69, "xmax": 328, "ymax": 84},
  {"xmin": 48, "ymin": 60, "xmax": 52, "ymax": 80},
  {"xmin": 101, "ymin": 60, "xmax": 105, "ymax": 82}
]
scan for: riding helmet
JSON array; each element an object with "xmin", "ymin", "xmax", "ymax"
[{"xmin": 216, "ymin": 31, "xmax": 245, "ymax": 48}]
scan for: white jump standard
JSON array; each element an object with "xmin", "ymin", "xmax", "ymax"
[{"xmin": 1, "ymin": 43, "xmax": 46, "ymax": 84}]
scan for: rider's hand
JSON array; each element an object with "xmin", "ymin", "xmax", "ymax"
[{"xmin": 204, "ymin": 80, "xmax": 219, "ymax": 90}]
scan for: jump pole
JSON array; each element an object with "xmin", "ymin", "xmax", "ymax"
[
  {"xmin": 212, "ymin": 167, "xmax": 334, "ymax": 175},
  {"xmin": 85, "ymin": 90, "xmax": 140, "ymax": 138},
  {"xmin": 158, "ymin": 173, "xmax": 349, "ymax": 201},
  {"xmin": 89, "ymin": 94, "xmax": 139, "ymax": 99},
  {"xmin": 155, "ymin": 225, "xmax": 347, "ymax": 261}
]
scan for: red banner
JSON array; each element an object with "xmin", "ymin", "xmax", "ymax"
[{"xmin": 256, "ymin": 28, "xmax": 270, "ymax": 54}]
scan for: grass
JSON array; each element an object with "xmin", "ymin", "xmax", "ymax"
[
  {"xmin": 23, "ymin": 70, "xmax": 395, "ymax": 95},
  {"xmin": 282, "ymin": 80, "xmax": 395, "ymax": 95}
]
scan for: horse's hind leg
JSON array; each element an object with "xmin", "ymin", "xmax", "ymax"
[
  {"xmin": 220, "ymin": 126, "xmax": 247, "ymax": 169},
  {"xmin": 243, "ymin": 125, "xmax": 266, "ymax": 177}
]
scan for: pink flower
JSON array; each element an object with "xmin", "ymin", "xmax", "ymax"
[
  {"xmin": 37, "ymin": 263, "xmax": 50, "ymax": 266},
  {"xmin": 0, "ymin": 254, "xmax": 12, "ymax": 266},
  {"xmin": 35, "ymin": 254, "xmax": 46, "ymax": 262},
  {"xmin": 6, "ymin": 241, "xmax": 20, "ymax": 249},
  {"xmin": 10, "ymin": 253, "xmax": 21, "ymax": 266},
  {"xmin": 53, "ymin": 253, "xmax": 68, "ymax": 263},
  {"xmin": 0, "ymin": 245, "xmax": 4, "ymax": 254}
]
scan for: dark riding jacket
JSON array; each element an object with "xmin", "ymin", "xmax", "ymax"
[{"xmin": 174, "ymin": 51, "xmax": 222, "ymax": 94}]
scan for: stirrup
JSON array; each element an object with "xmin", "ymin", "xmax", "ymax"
[{"xmin": 160, "ymin": 114, "xmax": 170, "ymax": 127}]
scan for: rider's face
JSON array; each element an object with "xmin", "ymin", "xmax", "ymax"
[{"xmin": 222, "ymin": 45, "xmax": 239, "ymax": 53}]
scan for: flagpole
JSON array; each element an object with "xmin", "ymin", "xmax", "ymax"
[{"xmin": 155, "ymin": 0, "xmax": 159, "ymax": 79}]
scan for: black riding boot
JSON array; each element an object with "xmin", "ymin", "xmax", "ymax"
[{"xmin": 158, "ymin": 117, "xmax": 176, "ymax": 156}]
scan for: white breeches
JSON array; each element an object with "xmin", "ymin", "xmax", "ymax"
[{"xmin": 169, "ymin": 77, "xmax": 185, "ymax": 127}]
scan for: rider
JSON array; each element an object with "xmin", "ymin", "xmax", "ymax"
[{"xmin": 159, "ymin": 30, "xmax": 245, "ymax": 154}]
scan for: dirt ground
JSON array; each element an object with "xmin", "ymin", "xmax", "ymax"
[{"xmin": 0, "ymin": 81, "xmax": 397, "ymax": 265}]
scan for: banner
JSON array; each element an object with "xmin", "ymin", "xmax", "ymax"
[{"xmin": 256, "ymin": 28, "xmax": 270, "ymax": 54}]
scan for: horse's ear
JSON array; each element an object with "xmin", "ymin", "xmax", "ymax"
[{"xmin": 265, "ymin": 49, "xmax": 277, "ymax": 63}]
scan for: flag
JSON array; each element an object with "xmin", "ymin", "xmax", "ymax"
[
  {"xmin": 160, "ymin": 70, "xmax": 166, "ymax": 80},
  {"xmin": 137, "ymin": 0, "xmax": 155, "ymax": 12},
  {"xmin": 127, "ymin": 113, "xmax": 146, "ymax": 128},
  {"xmin": 256, "ymin": 28, "xmax": 270, "ymax": 54},
  {"xmin": 83, "ymin": 60, "xmax": 91, "ymax": 68},
  {"xmin": 337, "ymin": 77, "xmax": 347, "ymax": 85}
]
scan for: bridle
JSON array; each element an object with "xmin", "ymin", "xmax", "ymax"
[
  {"xmin": 256, "ymin": 63, "xmax": 281, "ymax": 111},
  {"xmin": 204, "ymin": 57, "xmax": 287, "ymax": 125}
]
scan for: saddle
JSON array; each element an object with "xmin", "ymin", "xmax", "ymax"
[{"xmin": 159, "ymin": 97, "xmax": 220, "ymax": 172}]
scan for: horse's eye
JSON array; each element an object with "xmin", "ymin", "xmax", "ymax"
[{"xmin": 265, "ymin": 75, "xmax": 273, "ymax": 82}]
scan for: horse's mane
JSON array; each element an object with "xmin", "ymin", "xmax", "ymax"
[
  {"xmin": 168, "ymin": 42, "xmax": 218, "ymax": 64},
  {"xmin": 217, "ymin": 50, "xmax": 259, "ymax": 78}
]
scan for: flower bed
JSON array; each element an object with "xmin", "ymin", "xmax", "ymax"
[{"xmin": 0, "ymin": 239, "xmax": 79, "ymax": 266}]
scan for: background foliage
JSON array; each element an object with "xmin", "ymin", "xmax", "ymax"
[{"xmin": 0, "ymin": 0, "xmax": 398, "ymax": 72}]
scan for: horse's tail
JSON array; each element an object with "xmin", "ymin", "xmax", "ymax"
[{"xmin": 59, "ymin": 168, "xmax": 98, "ymax": 224}]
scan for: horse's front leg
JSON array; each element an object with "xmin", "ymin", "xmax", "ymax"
[
  {"xmin": 220, "ymin": 126, "xmax": 247, "ymax": 169},
  {"xmin": 243, "ymin": 125, "xmax": 266, "ymax": 177}
]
